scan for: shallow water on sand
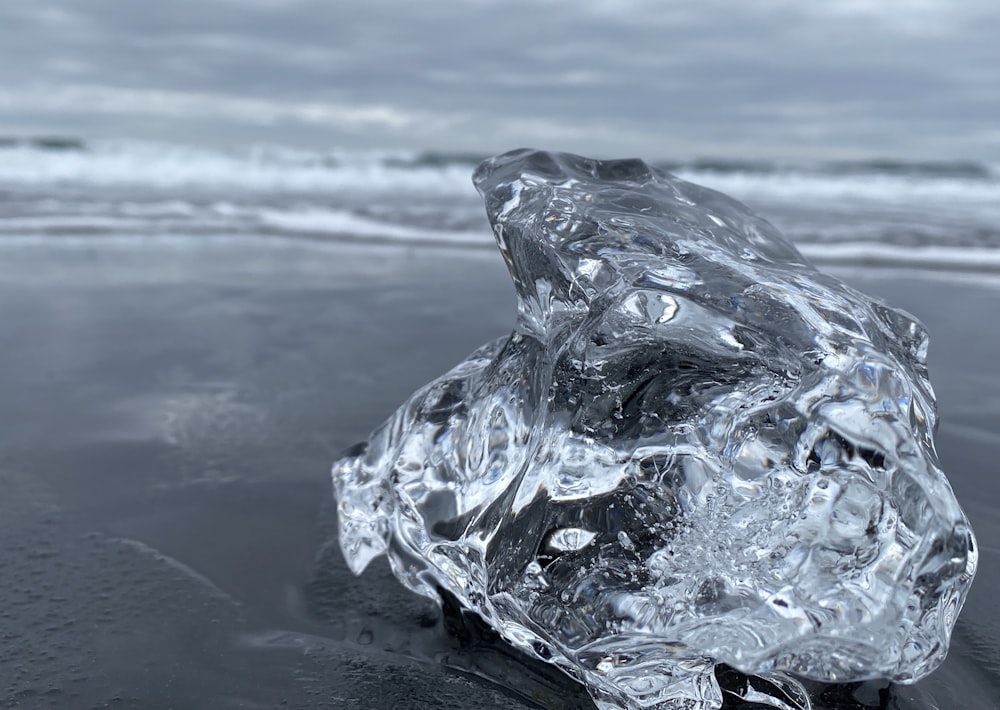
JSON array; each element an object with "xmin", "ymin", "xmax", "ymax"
[{"xmin": 0, "ymin": 240, "xmax": 997, "ymax": 709}]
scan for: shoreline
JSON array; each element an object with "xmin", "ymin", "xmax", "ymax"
[{"xmin": 2, "ymin": 230, "xmax": 1000, "ymax": 280}]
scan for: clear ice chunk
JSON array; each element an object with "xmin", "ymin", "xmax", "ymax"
[{"xmin": 333, "ymin": 150, "xmax": 977, "ymax": 709}]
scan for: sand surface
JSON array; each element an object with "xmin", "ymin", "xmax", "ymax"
[{"xmin": 0, "ymin": 239, "xmax": 996, "ymax": 708}]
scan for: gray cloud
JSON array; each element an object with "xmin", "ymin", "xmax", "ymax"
[{"xmin": 1, "ymin": 0, "xmax": 998, "ymax": 160}]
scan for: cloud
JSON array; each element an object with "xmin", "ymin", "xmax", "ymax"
[
  {"xmin": 0, "ymin": 85, "xmax": 433, "ymax": 131},
  {"xmin": 0, "ymin": 0, "xmax": 998, "ymax": 159}
]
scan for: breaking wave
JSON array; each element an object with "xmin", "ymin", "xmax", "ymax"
[{"xmin": 1, "ymin": 138, "xmax": 998, "ymax": 272}]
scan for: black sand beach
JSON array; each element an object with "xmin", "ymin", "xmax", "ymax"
[{"xmin": 1, "ymin": 239, "xmax": 997, "ymax": 708}]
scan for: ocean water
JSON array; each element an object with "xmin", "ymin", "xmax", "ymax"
[{"xmin": 2, "ymin": 139, "xmax": 1000, "ymax": 272}]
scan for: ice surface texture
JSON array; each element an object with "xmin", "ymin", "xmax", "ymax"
[{"xmin": 333, "ymin": 150, "xmax": 977, "ymax": 710}]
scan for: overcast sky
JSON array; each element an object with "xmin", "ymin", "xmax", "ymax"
[{"xmin": 1, "ymin": 0, "xmax": 998, "ymax": 161}]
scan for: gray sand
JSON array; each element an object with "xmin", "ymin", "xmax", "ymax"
[{"xmin": 0, "ymin": 239, "xmax": 996, "ymax": 708}]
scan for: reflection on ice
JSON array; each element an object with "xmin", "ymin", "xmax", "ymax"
[{"xmin": 333, "ymin": 150, "xmax": 976, "ymax": 710}]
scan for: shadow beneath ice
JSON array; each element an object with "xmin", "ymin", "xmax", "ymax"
[
  {"xmin": 436, "ymin": 588, "xmax": 598, "ymax": 709},
  {"xmin": 717, "ymin": 666, "xmax": 899, "ymax": 710}
]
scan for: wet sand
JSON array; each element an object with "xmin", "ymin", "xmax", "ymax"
[{"xmin": 0, "ymin": 238, "xmax": 997, "ymax": 709}]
